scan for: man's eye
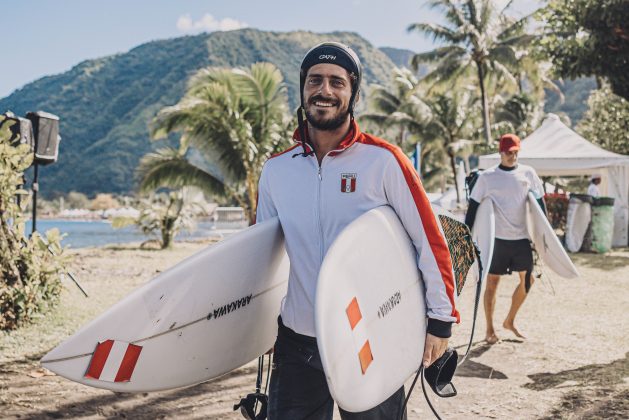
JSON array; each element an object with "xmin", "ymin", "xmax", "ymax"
[
  {"xmin": 308, "ymin": 78, "xmax": 321, "ymax": 85},
  {"xmin": 332, "ymin": 80, "xmax": 345, "ymax": 87}
]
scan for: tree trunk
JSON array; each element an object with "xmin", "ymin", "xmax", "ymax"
[
  {"xmin": 450, "ymin": 153, "xmax": 460, "ymax": 203},
  {"xmin": 476, "ymin": 62, "xmax": 492, "ymax": 146},
  {"xmin": 246, "ymin": 173, "xmax": 257, "ymax": 226},
  {"xmin": 161, "ymin": 217, "xmax": 176, "ymax": 249},
  {"xmin": 595, "ymin": 76, "xmax": 603, "ymax": 89}
]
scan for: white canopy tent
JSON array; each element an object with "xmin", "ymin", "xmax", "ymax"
[{"xmin": 479, "ymin": 114, "xmax": 629, "ymax": 247}]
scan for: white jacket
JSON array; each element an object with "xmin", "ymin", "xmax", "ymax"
[{"xmin": 256, "ymin": 121, "xmax": 458, "ymax": 337}]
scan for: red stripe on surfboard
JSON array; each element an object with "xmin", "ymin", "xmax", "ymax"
[
  {"xmin": 114, "ymin": 343, "xmax": 143, "ymax": 382},
  {"xmin": 84, "ymin": 340, "xmax": 114, "ymax": 380}
]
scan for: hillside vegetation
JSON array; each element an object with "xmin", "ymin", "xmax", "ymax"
[
  {"xmin": 0, "ymin": 29, "xmax": 596, "ymax": 196},
  {"xmin": 0, "ymin": 29, "xmax": 394, "ymax": 196}
]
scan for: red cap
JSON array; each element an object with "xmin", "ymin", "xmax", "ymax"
[{"xmin": 499, "ymin": 134, "xmax": 520, "ymax": 153}]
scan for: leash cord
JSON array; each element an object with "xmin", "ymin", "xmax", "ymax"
[
  {"xmin": 264, "ymin": 354, "xmax": 271, "ymax": 393},
  {"xmin": 420, "ymin": 366, "xmax": 443, "ymax": 420},
  {"xmin": 400, "ymin": 244, "xmax": 483, "ymax": 419},
  {"xmin": 400, "ymin": 366, "xmax": 443, "ymax": 420},
  {"xmin": 253, "ymin": 356, "xmax": 263, "ymax": 413},
  {"xmin": 457, "ymin": 245, "xmax": 483, "ymax": 366}
]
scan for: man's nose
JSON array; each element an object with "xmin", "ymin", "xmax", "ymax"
[{"xmin": 319, "ymin": 79, "xmax": 333, "ymax": 95}]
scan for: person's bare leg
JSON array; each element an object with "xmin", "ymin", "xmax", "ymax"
[
  {"xmin": 503, "ymin": 271, "xmax": 533, "ymax": 338},
  {"xmin": 484, "ymin": 274, "xmax": 501, "ymax": 344}
]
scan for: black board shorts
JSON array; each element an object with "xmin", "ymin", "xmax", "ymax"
[{"xmin": 489, "ymin": 238, "xmax": 533, "ymax": 275}]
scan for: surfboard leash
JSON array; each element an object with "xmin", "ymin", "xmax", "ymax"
[
  {"xmin": 401, "ymin": 242, "xmax": 484, "ymax": 419},
  {"xmin": 233, "ymin": 355, "xmax": 270, "ymax": 420},
  {"xmin": 457, "ymin": 242, "xmax": 483, "ymax": 367},
  {"xmin": 531, "ymin": 246, "xmax": 556, "ymax": 296}
]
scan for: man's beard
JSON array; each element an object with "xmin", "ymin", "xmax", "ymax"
[{"xmin": 305, "ymin": 96, "xmax": 350, "ymax": 131}]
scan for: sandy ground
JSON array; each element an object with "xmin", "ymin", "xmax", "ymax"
[{"xmin": 1, "ymin": 241, "xmax": 628, "ymax": 419}]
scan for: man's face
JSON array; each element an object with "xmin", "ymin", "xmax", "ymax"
[
  {"xmin": 500, "ymin": 150, "xmax": 518, "ymax": 167},
  {"xmin": 303, "ymin": 63, "xmax": 354, "ymax": 131}
]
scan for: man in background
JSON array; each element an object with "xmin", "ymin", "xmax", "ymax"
[
  {"xmin": 465, "ymin": 134, "xmax": 545, "ymax": 344},
  {"xmin": 587, "ymin": 174, "xmax": 602, "ymax": 197}
]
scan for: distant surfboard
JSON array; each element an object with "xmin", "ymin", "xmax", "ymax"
[
  {"xmin": 315, "ymin": 206, "xmax": 427, "ymax": 412},
  {"xmin": 565, "ymin": 195, "xmax": 592, "ymax": 253},
  {"xmin": 526, "ymin": 192, "xmax": 579, "ymax": 278},
  {"xmin": 471, "ymin": 198, "xmax": 495, "ymax": 284},
  {"xmin": 41, "ymin": 218, "xmax": 289, "ymax": 392}
]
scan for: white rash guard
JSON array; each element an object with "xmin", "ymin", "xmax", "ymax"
[
  {"xmin": 470, "ymin": 164, "xmax": 544, "ymax": 240},
  {"xmin": 256, "ymin": 120, "xmax": 458, "ymax": 338}
]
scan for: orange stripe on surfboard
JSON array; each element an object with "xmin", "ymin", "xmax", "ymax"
[{"xmin": 346, "ymin": 297, "xmax": 362, "ymax": 330}]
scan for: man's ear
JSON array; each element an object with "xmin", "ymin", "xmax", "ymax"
[{"xmin": 355, "ymin": 91, "xmax": 360, "ymax": 104}]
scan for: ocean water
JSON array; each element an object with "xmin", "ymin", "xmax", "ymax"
[{"xmin": 24, "ymin": 219, "xmax": 247, "ymax": 249}]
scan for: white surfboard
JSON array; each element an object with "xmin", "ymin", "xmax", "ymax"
[
  {"xmin": 565, "ymin": 195, "xmax": 592, "ymax": 253},
  {"xmin": 41, "ymin": 217, "xmax": 289, "ymax": 392},
  {"xmin": 526, "ymin": 192, "xmax": 579, "ymax": 279},
  {"xmin": 471, "ymin": 198, "xmax": 495, "ymax": 284},
  {"xmin": 315, "ymin": 206, "xmax": 426, "ymax": 412}
]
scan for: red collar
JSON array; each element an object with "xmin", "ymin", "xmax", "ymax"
[{"xmin": 292, "ymin": 119, "xmax": 362, "ymax": 156}]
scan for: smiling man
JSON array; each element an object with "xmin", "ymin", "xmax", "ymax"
[
  {"xmin": 465, "ymin": 134, "xmax": 545, "ymax": 344},
  {"xmin": 255, "ymin": 42, "xmax": 459, "ymax": 419}
]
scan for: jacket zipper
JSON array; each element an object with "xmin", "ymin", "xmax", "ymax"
[{"xmin": 316, "ymin": 162, "xmax": 324, "ymax": 264}]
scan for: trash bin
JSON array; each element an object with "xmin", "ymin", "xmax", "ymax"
[
  {"xmin": 591, "ymin": 196, "xmax": 615, "ymax": 253},
  {"xmin": 565, "ymin": 194, "xmax": 593, "ymax": 252}
]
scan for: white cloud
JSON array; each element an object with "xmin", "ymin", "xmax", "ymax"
[{"xmin": 177, "ymin": 13, "xmax": 248, "ymax": 33}]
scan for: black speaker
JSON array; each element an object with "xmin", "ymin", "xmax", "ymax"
[{"xmin": 26, "ymin": 111, "xmax": 61, "ymax": 165}]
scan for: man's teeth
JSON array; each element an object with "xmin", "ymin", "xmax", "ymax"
[{"xmin": 315, "ymin": 101, "xmax": 335, "ymax": 107}]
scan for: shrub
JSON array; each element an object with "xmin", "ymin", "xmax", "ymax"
[{"xmin": 0, "ymin": 120, "xmax": 69, "ymax": 330}]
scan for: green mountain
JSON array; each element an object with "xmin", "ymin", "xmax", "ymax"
[
  {"xmin": 379, "ymin": 47, "xmax": 429, "ymax": 78},
  {"xmin": 0, "ymin": 29, "xmax": 395, "ymax": 197},
  {"xmin": 379, "ymin": 47, "xmax": 415, "ymax": 69},
  {"xmin": 1, "ymin": 29, "xmax": 596, "ymax": 197}
]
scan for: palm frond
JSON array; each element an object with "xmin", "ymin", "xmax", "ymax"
[
  {"xmin": 407, "ymin": 23, "xmax": 461, "ymax": 44},
  {"xmin": 488, "ymin": 45, "xmax": 519, "ymax": 67},
  {"xmin": 369, "ymin": 88, "xmax": 403, "ymax": 114},
  {"xmin": 423, "ymin": 53, "xmax": 473, "ymax": 86},
  {"xmin": 410, "ymin": 46, "xmax": 467, "ymax": 70},
  {"xmin": 498, "ymin": 11, "xmax": 536, "ymax": 41},
  {"xmin": 480, "ymin": 0, "xmax": 496, "ymax": 33},
  {"xmin": 497, "ymin": 33, "xmax": 537, "ymax": 48},
  {"xmin": 427, "ymin": 0, "xmax": 466, "ymax": 27},
  {"xmin": 137, "ymin": 147, "xmax": 225, "ymax": 196},
  {"xmin": 360, "ymin": 113, "xmax": 391, "ymax": 127},
  {"xmin": 489, "ymin": 60, "xmax": 519, "ymax": 88}
]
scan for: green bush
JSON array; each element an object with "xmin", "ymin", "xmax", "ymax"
[{"xmin": 0, "ymin": 120, "xmax": 69, "ymax": 330}]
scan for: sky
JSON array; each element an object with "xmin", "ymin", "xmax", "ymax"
[{"xmin": 0, "ymin": 0, "xmax": 540, "ymax": 98}]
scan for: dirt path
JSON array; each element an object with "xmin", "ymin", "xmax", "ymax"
[{"xmin": 1, "ymin": 243, "xmax": 627, "ymax": 419}]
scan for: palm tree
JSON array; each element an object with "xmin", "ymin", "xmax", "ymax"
[
  {"xmin": 362, "ymin": 68, "xmax": 451, "ymax": 190},
  {"xmin": 407, "ymin": 0, "xmax": 534, "ymax": 145},
  {"xmin": 362, "ymin": 67, "xmax": 478, "ymax": 193},
  {"xmin": 139, "ymin": 62, "xmax": 291, "ymax": 224},
  {"xmin": 419, "ymin": 90, "xmax": 479, "ymax": 201},
  {"xmin": 361, "ymin": 67, "xmax": 430, "ymax": 149},
  {"xmin": 113, "ymin": 188, "xmax": 209, "ymax": 249},
  {"xmin": 493, "ymin": 92, "xmax": 544, "ymax": 139}
]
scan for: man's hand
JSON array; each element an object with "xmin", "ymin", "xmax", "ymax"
[{"xmin": 423, "ymin": 333, "xmax": 449, "ymax": 368}]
